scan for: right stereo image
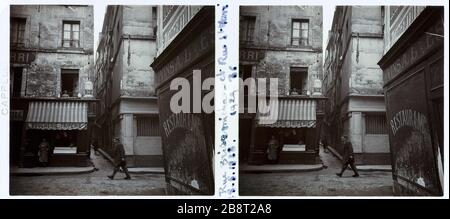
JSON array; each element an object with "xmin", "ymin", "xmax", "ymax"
[{"xmin": 238, "ymin": 5, "xmax": 444, "ymax": 196}]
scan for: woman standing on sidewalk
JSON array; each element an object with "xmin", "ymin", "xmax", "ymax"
[{"xmin": 38, "ymin": 138, "xmax": 49, "ymax": 167}]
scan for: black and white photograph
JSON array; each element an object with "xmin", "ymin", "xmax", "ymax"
[
  {"xmin": 239, "ymin": 5, "xmax": 445, "ymax": 196},
  {"xmin": 1, "ymin": 0, "xmax": 448, "ymax": 208},
  {"xmin": 9, "ymin": 4, "xmax": 215, "ymax": 196}
]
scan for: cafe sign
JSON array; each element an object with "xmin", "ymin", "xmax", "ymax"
[
  {"xmin": 240, "ymin": 49, "xmax": 265, "ymax": 62},
  {"xmin": 10, "ymin": 51, "xmax": 36, "ymax": 64}
]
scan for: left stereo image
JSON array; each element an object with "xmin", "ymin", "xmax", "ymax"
[{"xmin": 9, "ymin": 5, "xmax": 215, "ymax": 196}]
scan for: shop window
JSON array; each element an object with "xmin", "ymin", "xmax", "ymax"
[
  {"xmin": 61, "ymin": 69, "xmax": 79, "ymax": 97},
  {"xmin": 365, "ymin": 114, "xmax": 388, "ymax": 134},
  {"xmin": 292, "ymin": 19, "xmax": 309, "ymax": 46},
  {"xmin": 11, "ymin": 67, "xmax": 23, "ymax": 97},
  {"xmin": 137, "ymin": 116, "xmax": 160, "ymax": 137},
  {"xmin": 290, "ymin": 67, "xmax": 308, "ymax": 95},
  {"xmin": 53, "ymin": 131, "xmax": 77, "ymax": 154},
  {"xmin": 240, "ymin": 16, "xmax": 256, "ymax": 44},
  {"xmin": 11, "ymin": 17, "xmax": 26, "ymax": 47},
  {"xmin": 62, "ymin": 21, "xmax": 80, "ymax": 48}
]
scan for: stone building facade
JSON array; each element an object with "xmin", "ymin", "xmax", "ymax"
[
  {"xmin": 10, "ymin": 5, "xmax": 95, "ymax": 167},
  {"xmin": 151, "ymin": 6, "xmax": 215, "ymax": 195},
  {"xmin": 323, "ymin": 6, "xmax": 389, "ymax": 165},
  {"xmin": 378, "ymin": 6, "xmax": 444, "ymax": 196},
  {"xmin": 94, "ymin": 5, "xmax": 162, "ymax": 167},
  {"xmin": 239, "ymin": 6, "xmax": 325, "ymax": 165}
]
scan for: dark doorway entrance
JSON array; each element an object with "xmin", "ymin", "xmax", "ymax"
[{"xmin": 239, "ymin": 118, "xmax": 253, "ymax": 163}]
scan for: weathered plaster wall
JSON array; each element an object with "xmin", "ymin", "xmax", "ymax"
[
  {"xmin": 255, "ymin": 50, "xmax": 322, "ymax": 96},
  {"xmin": 350, "ymin": 37, "xmax": 384, "ymax": 95},
  {"xmin": 122, "ymin": 6, "xmax": 156, "ymax": 37},
  {"xmin": 11, "ymin": 5, "xmax": 94, "ymax": 98},
  {"xmin": 25, "ymin": 53, "xmax": 93, "ymax": 97},
  {"xmin": 121, "ymin": 40, "xmax": 157, "ymax": 97},
  {"xmin": 241, "ymin": 6, "xmax": 323, "ymax": 96},
  {"xmin": 351, "ymin": 6, "xmax": 383, "ymax": 35},
  {"xmin": 10, "ymin": 5, "xmax": 94, "ymax": 52},
  {"xmin": 243, "ymin": 6, "xmax": 322, "ymax": 49}
]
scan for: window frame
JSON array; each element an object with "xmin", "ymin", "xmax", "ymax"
[
  {"xmin": 11, "ymin": 17, "xmax": 27, "ymax": 47},
  {"xmin": 60, "ymin": 69, "xmax": 79, "ymax": 97},
  {"xmin": 365, "ymin": 113, "xmax": 389, "ymax": 135},
  {"xmin": 62, "ymin": 21, "xmax": 81, "ymax": 48},
  {"xmin": 240, "ymin": 15, "xmax": 256, "ymax": 44},
  {"xmin": 289, "ymin": 67, "xmax": 308, "ymax": 95},
  {"xmin": 291, "ymin": 19, "xmax": 309, "ymax": 47},
  {"xmin": 136, "ymin": 116, "xmax": 160, "ymax": 137}
]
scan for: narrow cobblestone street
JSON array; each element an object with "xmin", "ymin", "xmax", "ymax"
[
  {"xmin": 240, "ymin": 149, "xmax": 394, "ymax": 196},
  {"xmin": 10, "ymin": 150, "xmax": 166, "ymax": 196}
]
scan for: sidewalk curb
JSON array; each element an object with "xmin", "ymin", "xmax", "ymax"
[
  {"xmin": 97, "ymin": 149, "xmax": 164, "ymax": 174},
  {"xmin": 97, "ymin": 148, "xmax": 114, "ymax": 164},
  {"xmin": 326, "ymin": 146, "xmax": 392, "ymax": 172},
  {"xmin": 326, "ymin": 146, "xmax": 343, "ymax": 161},
  {"xmin": 11, "ymin": 166, "xmax": 96, "ymax": 176},
  {"xmin": 240, "ymin": 164, "xmax": 324, "ymax": 173},
  {"xmin": 356, "ymin": 166, "xmax": 392, "ymax": 172},
  {"xmin": 128, "ymin": 168, "xmax": 165, "ymax": 174}
]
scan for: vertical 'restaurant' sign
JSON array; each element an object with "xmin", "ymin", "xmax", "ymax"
[{"xmin": 151, "ymin": 6, "xmax": 215, "ymax": 195}]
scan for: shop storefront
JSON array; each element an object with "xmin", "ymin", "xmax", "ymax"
[
  {"xmin": 378, "ymin": 7, "xmax": 444, "ymax": 196},
  {"xmin": 22, "ymin": 100, "xmax": 95, "ymax": 167},
  {"xmin": 248, "ymin": 96, "xmax": 326, "ymax": 165}
]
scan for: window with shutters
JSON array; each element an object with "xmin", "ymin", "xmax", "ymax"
[
  {"xmin": 365, "ymin": 114, "xmax": 388, "ymax": 134},
  {"xmin": 137, "ymin": 116, "xmax": 160, "ymax": 136}
]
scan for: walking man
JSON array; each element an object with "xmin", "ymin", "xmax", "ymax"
[
  {"xmin": 336, "ymin": 135, "xmax": 359, "ymax": 177},
  {"xmin": 108, "ymin": 137, "xmax": 131, "ymax": 180}
]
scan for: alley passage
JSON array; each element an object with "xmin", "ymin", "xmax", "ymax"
[
  {"xmin": 240, "ymin": 149, "xmax": 394, "ymax": 196},
  {"xmin": 10, "ymin": 150, "xmax": 166, "ymax": 196}
]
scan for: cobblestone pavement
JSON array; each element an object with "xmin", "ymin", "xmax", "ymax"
[
  {"xmin": 240, "ymin": 149, "xmax": 394, "ymax": 196},
  {"xmin": 10, "ymin": 150, "xmax": 166, "ymax": 196}
]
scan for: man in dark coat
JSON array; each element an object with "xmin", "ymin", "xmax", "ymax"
[
  {"xmin": 336, "ymin": 135, "xmax": 359, "ymax": 177},
  {"xmin": 108, "ymin": 137, "xmax": 131, "ymax": 180}
]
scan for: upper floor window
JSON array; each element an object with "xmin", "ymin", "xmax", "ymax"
[
  {"xmin": 11, "ymin": 18, "xmax": 26, "ymax": 47},
  {"xmin": 62, "ymin": 21, "xmax": 80, "ymax": 48},
  {"xmin": 290, "ymin": 67, "xmax": 308, "ymax": 95},
  {"xmin": 291, "ymin": 19, "xmax": 309, "ymax": 46},
  {"xmin": 61, "ymin": 69, "xmax": 79, "ymax": 97},
  {"xmin": 240, "ymin": 16, "xmax": 256, "ymax": 44},
  {"xmin": 11, "ymin": 67, "xmax": 23, "ymax": 97}
]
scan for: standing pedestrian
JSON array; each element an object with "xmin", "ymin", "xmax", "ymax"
[
  {"xmin": 336, "ymin": 135, "xmax": 359, "ymax": 177},
  {"xmin": 38, "ymin": 138, "xmax": 49, "ymax": 167},
  {"xmin": 266, "ymin": 135, "xmax": 280, "ymax": 164},
  {"xmin": 321, "ymin": 137, "xmax": 329, "ymax": 153},
  {"xmin": 108, "ymin": 137, "xmax": 131, "ymax": 180}
]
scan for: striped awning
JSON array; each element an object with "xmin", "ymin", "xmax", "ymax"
[
  {"xmin": 257, "ymin": 98, "xmax": 316, "ymax": 128},
  {"xmin": 26, "ymin": 101, "xmax": 88, "ymax": 130}
]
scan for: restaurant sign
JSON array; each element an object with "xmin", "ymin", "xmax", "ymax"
[{"xmin": 240, "ymin": 49, "xmax": 265, "ymax": 62}]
